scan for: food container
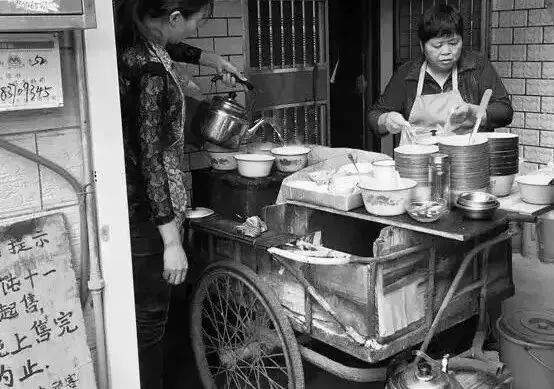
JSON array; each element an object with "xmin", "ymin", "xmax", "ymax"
[
  {"xmin": 234, "ymin": 154, "xmax": 275, "ymax": 178},
  {"xmin": 497, "ymin": 310, "xmax": 554, "ymax": 389},
  {"xmin": 515, "ymin": 174, "xmax": 554, "ymax": 205},
  {"xmin": 455, "ymin": 191, "xmax": 499, "ymax": 220},
  {"xmin": 372, "ymin": 159, "xmax": 397, "ymax": 181},
  {"xmin": 490, "ymin": 174, "xmax": 516, "ymax": 197},
  {"xmin": 406, "ymin": 200, "xmax": 448, "ymax": 223},
  {"xmin": 271, "ymin": 146, "xmax": 311, "ymax": 173},
  {"xmin": 357, "ymin": 177, "xmax": 416, "ymax": 216},
  {"xmin": 207, "ymin": 150, "xmax": 239, "ymax": 170}
]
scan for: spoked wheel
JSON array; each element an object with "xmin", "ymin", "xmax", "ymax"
[{"xmin": 191, "ymin": 261, "xmax": 304, "ymax": 389}]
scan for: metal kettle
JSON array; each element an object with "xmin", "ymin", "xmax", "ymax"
[
  {"xmin": 198, "ymin": 76, "xmax": 271, "ymax": 150},
  {"xmin": 386, "ymin": 356, "xmax": 463, "ymax": 389}
]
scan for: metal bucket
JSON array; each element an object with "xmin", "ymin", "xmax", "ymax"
[
  {"xmin": 537, "ymin": 211, "xmax": 554, "ymax": 263},
  {"xmin": 497, "ymin": 310, "xmax": 554, "ymax": 389}
]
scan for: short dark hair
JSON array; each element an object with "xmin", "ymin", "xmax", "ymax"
[{"xmin": 417, "ymin": 4, "xmax": 464, "ymax": 43}]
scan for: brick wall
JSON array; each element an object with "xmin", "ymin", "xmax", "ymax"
[
  {"xmin": 490, "ymin": 0, "xmax": 554, "ymax": 171},
  {"xmin": 182, "ymin": 0, "xmax": 247, "ymax": 180}
]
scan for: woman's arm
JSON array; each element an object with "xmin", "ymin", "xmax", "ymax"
[
  {"xmin": 367, "ymin": 67, "xmax": 409, "ymax": 136},
  {"xmin": 137, "ymin": 68, "xmax": 187, "ymax": 285},
  {"xmin": 165, "ymin": 42, "xmax": 246, "ymax": 82},
  {"xmin": 480, "ymin": 59, "xmax": 513, "ymax": 129}
]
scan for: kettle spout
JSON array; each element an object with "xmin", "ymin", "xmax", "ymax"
[{"xmin": 245, "ymin": 118, "xmax": 267, "ymax": 138}]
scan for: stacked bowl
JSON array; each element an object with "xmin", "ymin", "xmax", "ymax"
[
  {"xmin": 438, "ymin": 134, "xmax": 490, "ymax": 202},
  {"xmin": 394, "ymin": 144, "xmax": 439, "ymax": 201},
  {"xmin": 486, "ymin": 133, "xmax": 519, "ymax": 197}
]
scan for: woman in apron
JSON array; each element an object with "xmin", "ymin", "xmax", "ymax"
[{"xmin": 368, "ymin": 4, "xmax": 513, "ymax": 145}]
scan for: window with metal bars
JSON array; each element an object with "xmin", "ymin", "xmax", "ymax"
[
  {"xmin": 244, "ymin": 0, "xmax": 330, "ymax": 145},
  {"xmin": 394, "ymin": 0, "xmax": 490, "ymax": 69}
]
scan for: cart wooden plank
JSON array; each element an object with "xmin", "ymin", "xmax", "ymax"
[{"xmin": 285, "ymin": 200, "xmax": 509, "ymax": 242}]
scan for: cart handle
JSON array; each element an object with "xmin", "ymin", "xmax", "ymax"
[{"xmin": 415, "ymin": 226, "xmax": 517, "ymax": 364}]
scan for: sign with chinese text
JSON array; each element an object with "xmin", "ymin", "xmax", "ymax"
[
  {"xmin": 0, "ymin": 214, "xmax": 96, "ymax": 389},
  {"xmin": 0, "ymin": 34, "xmax": 63, "ymax": 112}
]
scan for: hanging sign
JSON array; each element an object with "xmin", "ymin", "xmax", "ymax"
[
  {"xmin": 0, "ymin": 34, "xmax": 63, "ymax": 112},
  {"xmin": 0, "ymin": 214, "xmax": 96, "ymax": 389}
]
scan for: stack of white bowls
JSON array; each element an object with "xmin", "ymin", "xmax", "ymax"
[
  {"xmin": 486, "ymin": 133, "xmax": 519, "ymax": 197},
  {"xmin": 438, "ymin": 134, "xmax": 490, "ymax": 202}
]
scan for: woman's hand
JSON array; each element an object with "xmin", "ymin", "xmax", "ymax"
[
  {"xmin": 381, "ymin": 112, "xmax": 412, "ymax": 135},
  {"xmin": 199, "ymin": 52, "xmax": 247, "ymax": 86},
  {"xmin": 162, "ymin": 242, "xmax": 188, "ymax": 285},
  {"xmin": 449, "ymin": 103, "xmax": 483, "ymax": 130},
  {"xmin": 157, "ymin": 220, "xmax": 187, "ymax": 285}
]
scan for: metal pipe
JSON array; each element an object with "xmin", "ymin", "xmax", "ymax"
[
  {"xmin": 302, "ymin": 0, "xmax": 307, "ymax": 66},
  {"xmin": 269, "ymin": 0, "xmax": 274, "ymax": 69},
  {"xmin": 280, "ymin": 0, "xmax": 285, "ymax": 68},
  {"xmin": 291, "ymin": 0, "xmax": 296, "ymax": 65},
  {"xmin": 299, "ymin": 346, "xmax": 387, "ymax": 382},
  {"xmin": 312, "ymin": 0, "xmax": 317, "ymax": 64},
  {"xmin": 73, "ymin": 30, "xmax": 109, "ymax": 389},
  {"xmin": 256, "ymin": 0, "xmax": 263, "ymax": 69}
]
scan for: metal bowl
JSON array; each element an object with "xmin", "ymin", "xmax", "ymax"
[
  {"xmin": 457, "ymin": 192, "xmax": 499, "ymax": 209},
  {"xmin": 455, "ymin": 202, "xmax": 498, "ymax": 220}
]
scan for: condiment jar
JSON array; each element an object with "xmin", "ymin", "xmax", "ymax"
[{"xmin": 429, "ymin": 154, "xmax": 451, "ymax": 209}]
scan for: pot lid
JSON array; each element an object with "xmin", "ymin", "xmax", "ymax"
[
  {"xmin": 499, "ymin": 309, "xmax": 554, "ymax": 347},
  {"xmin": 210, "ymin": 95, "xmax": 246, "ymax": 117}
]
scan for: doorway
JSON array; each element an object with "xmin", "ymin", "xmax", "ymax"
[{"xmin": 329, "ymin": 0, "xmax": 380, "ymax": 150}]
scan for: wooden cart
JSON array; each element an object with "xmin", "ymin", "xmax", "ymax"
[{"xmin": 187, "ymin": 201, "xmax": 518, "ymax": 388}]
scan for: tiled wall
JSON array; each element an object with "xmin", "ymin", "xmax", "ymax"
[
  {"xmin": 182, "ymin": 0, "xmax": 247, "ymax": 183},
  {"xmin": 490, "ymin": 0, "xmax": 554, "ymax": 170}
]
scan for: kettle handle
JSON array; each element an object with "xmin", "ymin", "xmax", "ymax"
[{"xmin": 211, "ymin": 74, "xmax": 254, "ymax": 91}]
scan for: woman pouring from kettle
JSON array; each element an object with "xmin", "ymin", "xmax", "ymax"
[{"xmin": 368, "ymin": 4, "xmax": 513, "ymax": 145}]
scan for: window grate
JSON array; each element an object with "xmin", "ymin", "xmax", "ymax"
[{"xmin": 395, "ymin": 0, "xmax": 486, "ymax": 68}]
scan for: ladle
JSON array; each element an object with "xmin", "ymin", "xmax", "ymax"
[{"xmin": 468, "ymin": 89, "xmax": 492, "ymax": 145}]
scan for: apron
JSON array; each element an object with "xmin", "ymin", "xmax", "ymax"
[{"xmin": 401, "ymin": 62, "xmax": 467, "ymax": 145}]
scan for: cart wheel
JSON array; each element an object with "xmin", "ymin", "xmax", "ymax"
[{"xmin": 191, "ymin": 261, "xmax": 304, "ymax": 389}]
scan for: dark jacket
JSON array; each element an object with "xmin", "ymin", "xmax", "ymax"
[
  {"xmin": 118, "ymin": 40, "xmax": 201, "ymax": 228},
  {"xmin": 368, "ymin": 50, "xmax": 513, "ymax": 136}
]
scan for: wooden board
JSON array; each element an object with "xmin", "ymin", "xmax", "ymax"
[{"xmin": 286, "ymin": 200, "xmax": 509, "ymax": 242}]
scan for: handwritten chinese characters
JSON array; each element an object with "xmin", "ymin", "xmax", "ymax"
[
  {"xmin": 0, "ymin": 214, "xmax": 96, "ymax": 388},
  {"xmin": 0, "ymin": 34, "xmax": 63, "ymax": 112}
]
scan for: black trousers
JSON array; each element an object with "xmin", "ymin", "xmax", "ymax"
[{"xmin": 131, "ymin": 224, "xmax": 171, "ymax": 389}]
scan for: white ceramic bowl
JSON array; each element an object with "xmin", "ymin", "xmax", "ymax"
[
  {"xmin": 271, "ymin": 146, "xmax": 311, "ymax": 173},
  {"xmin": 357, "ymin": 177, "xmax": 417, "ymax": 216},
  {"xmin": 394, "ymin": 144, "xmax": 439, "ymax": 155},
  {"xmin": 207, "ymin": 150, "xmax": 239, "ymax": 171},
  {"xmin": 439, "ymin": 134, "xmax": 488, "ymax": 146},
  {"xmin": 490, "ymin": 174, "xmax": 516, "ymax": 197},
  {"xmin": 234, "ymin": 154, "xmax": 275, "ymax": 178},
  {"xmin": 516, "ymin": 174, "xmax": 554, "ymax": 205}
]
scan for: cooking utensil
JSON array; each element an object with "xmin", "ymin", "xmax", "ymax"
[
  {"xmin": 347, "ymin": 153, "xmax": 360, "ymax": 175},
  {"xmin": 468, "ymin": 89, "xmax": 493, "ymax": 145}
]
